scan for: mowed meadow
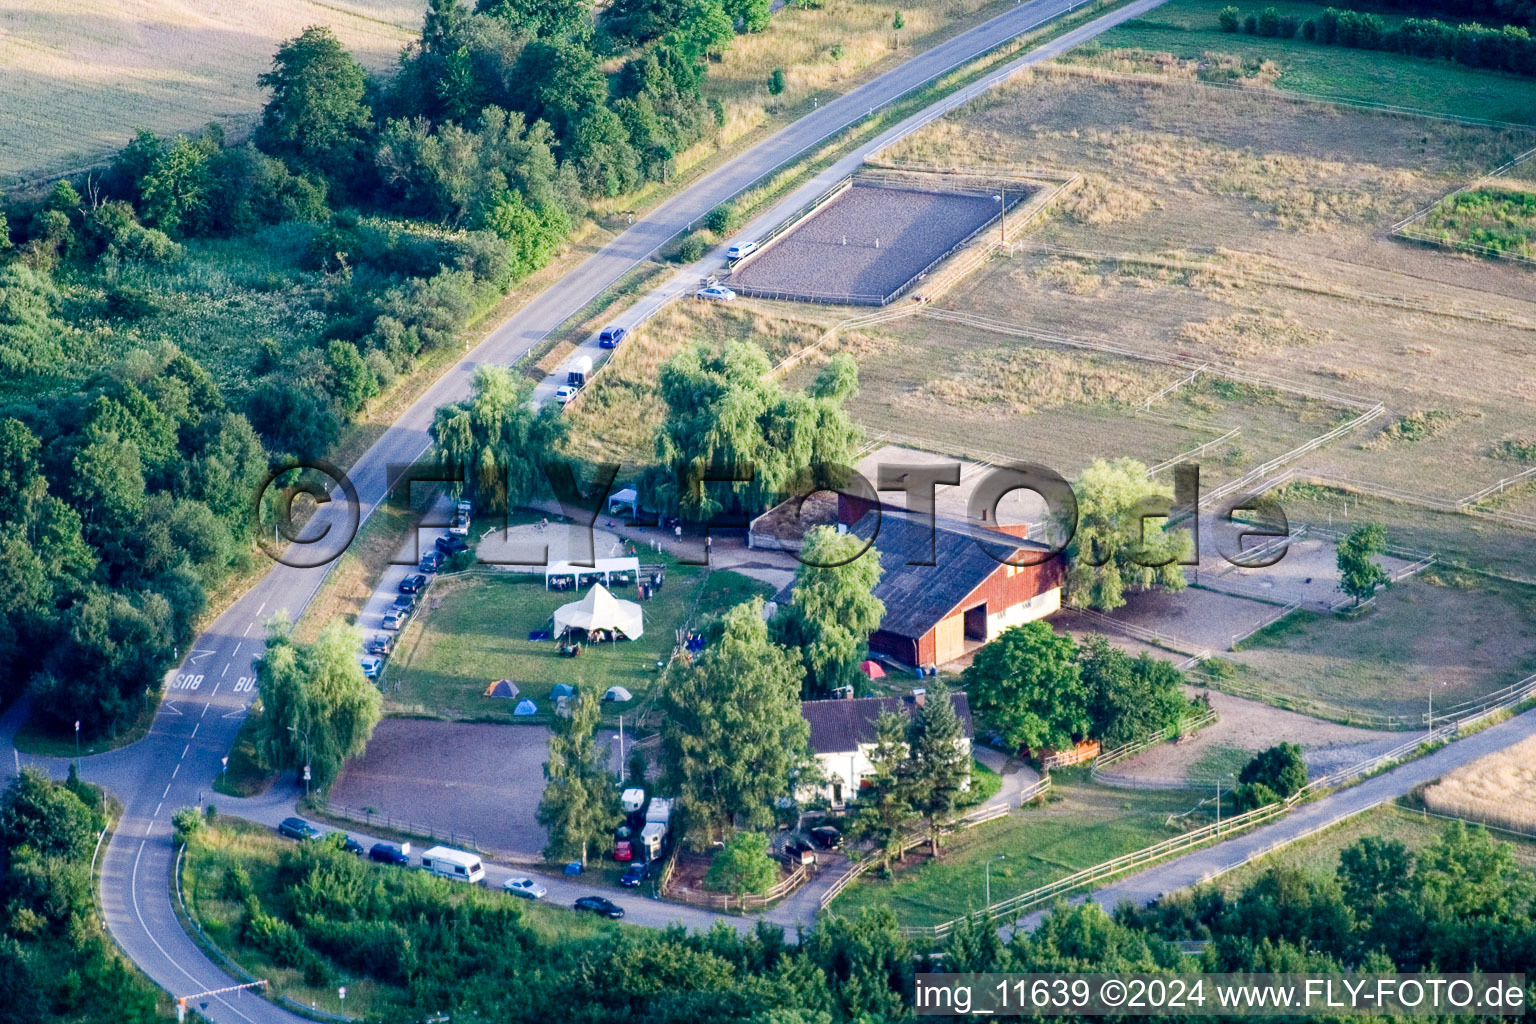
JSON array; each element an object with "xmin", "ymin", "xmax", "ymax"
[{"xmin": 0, "ymin": 0, "xmax": 424, "ymax": 184}]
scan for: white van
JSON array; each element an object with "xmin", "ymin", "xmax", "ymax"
[{"xmin": 420, "ymin": 845, "xmax": 485, "ymax": 884}]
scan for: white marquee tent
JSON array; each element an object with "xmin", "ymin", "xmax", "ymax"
[
  {"xmin": 553, "ymin": 583, "xmax": 644, "ymax": 640},
  {"xmin": 544, "ymin": 556, "xmax": 639, "ymax": 590}
]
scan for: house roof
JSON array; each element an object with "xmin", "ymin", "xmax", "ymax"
[
  {"xmin": 778, "ymin": 510, "xmax": 1051, "ymax": 641},
  {"xmin": 801, "ymin": 691, "xmax": 973, "ymax": 755}
]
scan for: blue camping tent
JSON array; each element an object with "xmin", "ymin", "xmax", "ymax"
[
  {"xmin": 513, "ymin": 699, "xmax": 537, "ymax": 716},
  {"xmin": 551, "ymin": 683, "xmax": 576, "ymax": 698}
]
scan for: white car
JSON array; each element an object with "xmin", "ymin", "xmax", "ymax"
[
  {"xmin": 359, "ymin": 655, "xmax": 384, "ymax": 680},
  {"xmin": 503, "ymin": 876, "xmax": 547, "ymax": 900},
  {"xmin": 726, "ymin": 241, "xmax": 757, "ymax": 260},
  {"xmin": 554, "ymin": 385, "xmax": 579, "ymax": 405},
  {"xmin": 696, "ymin": 286, "xmax": 736, "ymax": 301}
]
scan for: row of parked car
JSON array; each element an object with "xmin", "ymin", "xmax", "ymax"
[
  {"xmin": 275, "ymin": 817, "xmax": 628, "ymax": 919},
  {"xmin": 359, "ymin": 534, "xmax": 469, "ymax": 678}
]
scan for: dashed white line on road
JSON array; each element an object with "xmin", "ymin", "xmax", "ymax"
[
  {"xmin": 256, "ymin": 602, "xmax": 265, "ymax": 616},
  {"xmin": 171, "ymin": 764, "xmax": 179, "ymax": 779},
  {"xmin": 242, "ymin": 622, "xmax": 254, "ymax": 637},
  {"xmin": 191, "ymin": 723, "xmax": 199, "ymax": 738},
  {"xmin": 163, "ymin": 784, "xmax": 171, "ymax": 798},
  {"xmin": 232, "ymin": 643, "xmax": 241, "ymax": 657},
  {"xmin": 153, "ymin": 802, "xmax": 161, "ymax": 817},
  {"xmin": 144, "ymin": 820, "xmax": 153, "ymax": 835},
  {"xmin": 222, "ymin": 664, "xmax": 229, "ymax": 677},
  {"xmin": 181, "ymin": 745, "xmax": 189, "ymax": 759}
]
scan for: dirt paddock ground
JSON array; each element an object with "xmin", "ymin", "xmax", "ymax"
[
  {"xmin": 730, "ymin": 183, "xmax": 1006, "ymax": 303},
  {"xmin": 330, "ymin": 718, "xmax": 622, "ymax": 861}
]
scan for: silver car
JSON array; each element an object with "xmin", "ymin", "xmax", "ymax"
[
  {"xmin": 503, "ymin": 876, "xmax": 547, "ymax": 900},
  {"xmin": 695, "ymin": 286, "xmax": 736, "ymax": 301}
]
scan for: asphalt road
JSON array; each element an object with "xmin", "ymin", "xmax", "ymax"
[{"xmin": 22, "ymin": 3, "xmax": 1181, "ymax": 1020}]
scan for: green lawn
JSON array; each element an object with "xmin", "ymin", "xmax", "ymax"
[
  {"xmin": 1226, "ymin": 573, "xmax": 1536, "ymax": 720},
  {"xmin": 1070, "ymin": 0, "xmax": 1536, "ymax": 124},
  {"xmin": 385, "ymin": 557, "xmax": 773, "ymax": 724},
  {"xmin": 831, "ymin": 777, "xmax": 1203, "ymax": 925}
]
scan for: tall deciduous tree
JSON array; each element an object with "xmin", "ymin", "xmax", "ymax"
[
  {"xmin": 537, "ymin": 693, "xmax": 619, "ymax": 866},
  {"xmin": 257, "ymin": 27, "xmax": 372, "ymax": 182},
  {"xmin": 660, "ymin": 600, "xmax": 812, "ymax": 843},
  {"xmin": 1337, "ymin": 522, "xmax": 1389, "ymax": 606},
  {"xmin": 648, "ymin": 341, "xmax": 860, "ymax": 521},
  {"xmin": 773, "ymin": 526, "xmax": 884, "ymax": 699},
  {"xmin": 253, "ymin": 619, "xmax": 383, "ymax": 786},
  {"xmin": 429, "ymin": 364, "xmax": 565, "ymax": 513},
  {"xmin": 1077, "ymin": 635, "xmax": 1190, "ymax": 748},
  {"xmin": 907, "ymin": 682, "xmax": 970, "ymax": 857},
  {"xmin": 1066, "ymin": 457, "xmax": 1192, "ymax": 611},
  {"xmin": 962, "ymin": 622, "xmax": 1088, "ymax": 753}
]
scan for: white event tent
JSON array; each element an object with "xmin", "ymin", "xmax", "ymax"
[
  {"xmin": 552, "ymin": 583, "xmax": 644, "ymax": 641},
  {"xmin": 543, "ymin": 556, "xmax": 639, "ymax": 590}
]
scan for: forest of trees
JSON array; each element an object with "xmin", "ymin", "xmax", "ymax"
[{"xmin": 0, "ymin": 0, "xmax": 777, "ymax": 741}]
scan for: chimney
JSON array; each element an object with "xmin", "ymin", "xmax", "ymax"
[{"xmin": 912, "ymin": 687, "xmax": 926, "ymax": 707}]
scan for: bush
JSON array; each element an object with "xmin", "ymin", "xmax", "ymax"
[
  {"xmin": 1258, "ymin": 6, "xmax": 1280, "ymax": 35},
  {"xmin": 1218, "ymin": 5, "xmax": 1240, "ymax": 31},
  {"xmin": 768, "ymin": 68, "xmax": 786, "ymax": 94},
  {"xmin": 704, "ymin": 203, "xmax": 739, "ymax": 235},
  {"xmin": 1239, "ymin": 743, "xmax": 1308, "ymax": 799},
  {"xmin": 704, "ymin": 831, "xmax": 779, "ymax": 897},
  {"xmin": 1234, "ymin": 781, "xmax": 1279, "ymax": 812},
  {"xmin": 1280, "ymin": 14, "xmax": 1300, "ymax": 36},
  {"xmin": 171, "ymin": 807, "xmax": 204, "ymax": 845},
  {"xmin": 1243, "ymin": 13, "xmax": 1258, "ymax": 32},
  {"xmin": 1303, "ymin": 17, "xmax": 1318, "ymax": 39},
  {"xmin": 674, "ymin": 232, "xmax": 708, "ymax": 263}
]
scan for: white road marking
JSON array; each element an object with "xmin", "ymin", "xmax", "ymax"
[
  {"xmin": 153, "ymin": 803, "xmax": 162, "ymax": 817},
  {"xmin": 191, "ymin": 723, "xmax": 199, "ymax": 738},
  {"xmin": 232, "ymin": 643, "xmax": 242, "ymax": 657},
  {"xmin": 256, "ymin": 602, "xmax": 265, "ymax": 616},
  {"xmin": 242, "ymin": 622, "xmax": 254, "ymax": 637},
  {"xmin": 171, "ymin": 764, "xmax": 179, "ymax": 779},
  {"xmin": 129, "ymin": 841, "xmax": 261, "ymax": 1024},
  {"xmin": 144, "ymin": 820, "xmax": 153, "ymax": 836},
  {"xmin": 163, "ymin": 784, "xmax": 171, "ymax": 799},
  {"xmin": 181, "ymin": 745, "xmax": 189, "ymax": 759},
  {"xmin": 221, "ymin": 664, "xmax": 229, "ymax": 677}
]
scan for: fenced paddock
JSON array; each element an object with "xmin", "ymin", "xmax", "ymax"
[{"xmin": 728, "ymin": 180, "xmax": 1029, "ymax": 305}]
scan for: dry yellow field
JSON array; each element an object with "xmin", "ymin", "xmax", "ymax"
[
  {"xmin": 0, "ymin": 0, "xmax": 424, "ymax": 184},
  {"xmin": 1422, "ymin": 734, "xmax": 1536, "ymax": 834}
]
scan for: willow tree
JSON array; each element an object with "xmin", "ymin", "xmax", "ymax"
[
  {"xmin": 772, "ymin": 525, "xmax": 884, "ymax": 699},
  {"xmin": 254, "ymin": 618, "xmax": 382, "ymax": 787},
  {"xmin": 430, "ymin": 364, "xmax": 565, "ymax": 513},
  {"xmin": 647, "ymin": 343, "xmax": 861, "ymax": 521},
  {"xmin": 1065, "ymin": 457, "xmax": 1193, "ymax": 611}
]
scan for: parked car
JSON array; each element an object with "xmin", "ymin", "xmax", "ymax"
[
  {"xmin": 695, "ymin": 285, "xmax": 736, "ymax": 302},
  {"xmin": 809, "ymin": 826, "xmax": 843, "ymax": 850},
  {"xmin": 419, "ymin": 550, "xmax": 444, "ymax": 573},
  {"xmin": 359, "ymin": 655, "xmax": 384, "ymax": 680},
  {"xmin": 436, "ymin": 534, "xmax": 469, "ymax": 556},
  {"xmin": 398, "ymin": 573, "xmax": 428, "ymax": 594},
  {"xmin": 619, "ymin": 862, "xmax": 652, "ymax": 887},
  {"xmin": 369, "ymin": 843, "xmax": 411, "ymax": 866},
  {"xmin": 598, "ymin": 325, "xmax": 626, "ymax": 348},
  {"xmin": 574, "ymin": 895, "xmax": 625, "ymax": 919},
  {"xmin": 503, "ymin": 876, "xmax": 548, "ymax": 900},
  {"xmin": 340, "ymin": 835, "xmax": 365, "ymax": 857},
  {"xmin": 381, "ymin": 608, "xmax": 410, "ymax": 631},
  {"xmin": 555, "ymin": 384, "xmax": 579, "ymax": 405},
  {"xmin": 391, "ymin": 593, "xmax": 416, "ymax": 613},
  {"xmin": 277, "ymin": 817, "xmax": 322, "ymax": 841},
  {"xmin": 613, "ymin": 840, "xmax": 634, "ymax": 862},
  {"xmin": 726, "ymin": 241, "xmax": 758, "ymax": 260},
  {"xmin": 364, "ymin": 633, "xmax": 395, "ymax": 656}
]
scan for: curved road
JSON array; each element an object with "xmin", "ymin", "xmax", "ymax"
[{"xmin": 20, "ymin": 0, "xmax": 1187, "ymax": 1019}]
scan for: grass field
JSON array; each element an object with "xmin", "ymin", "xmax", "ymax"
[
  {"xmin": 1214, "ymin": 803, "xmax": 1536, "ymax": 894},
  {"xmin": 182, "ymin": 819, "xmax": 614, "ymax": 1020},
  {"xmin": 0, "ymin": 0, "xmax": 423, "ymax": 184},
  {"xmin": 1264, "ymin": 481, "xmax": 1536, "ymax": 583},
  {"xmin": 384, "ymin": 559, "xmax": 773, "ymax": 724},
  {"xmin": 878, "ymin": 70, "xmax": 1536, "ymax": 502},
  {"xmin": 1064, "ymin": 0, "xmax": 1536, "ymax": 123},
  {"xmin": 1226, "ymin": 572, "xmax": 1536, "ymax": 720},
  {"xmin": 831, "ymin": 776, "xmax": 1203, "ymax": 925},
  {"xmin": 1418, "ymin": 181, "xmax": 1536, "ymax": 261},
  {"xmin": 1422, "ymin": 733, "xmax": 1536, "ymax": 834}
]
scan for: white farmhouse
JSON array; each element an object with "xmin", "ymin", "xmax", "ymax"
[{"xmin": 800, "ymin": 690, "xmax": 973, "ymax": 808}]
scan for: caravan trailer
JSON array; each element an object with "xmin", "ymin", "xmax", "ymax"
[{"xmin": 420, "ymin": 845, "xmax": 485, "ymax": 884}]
